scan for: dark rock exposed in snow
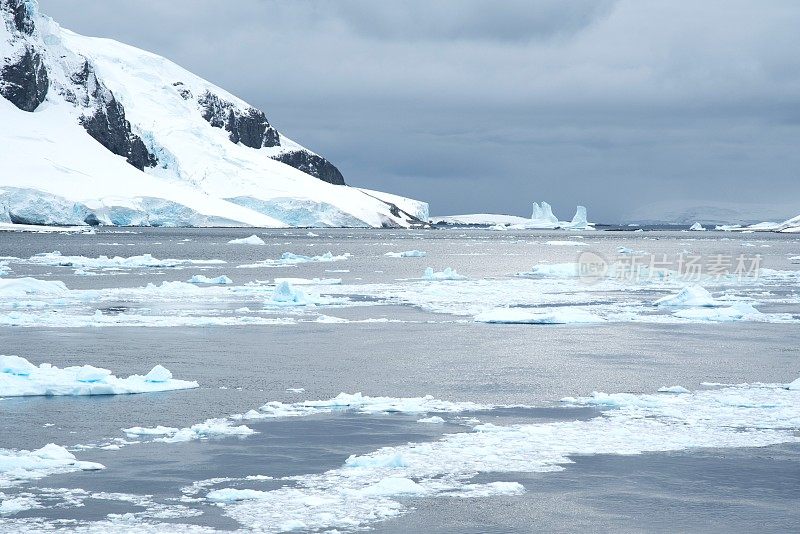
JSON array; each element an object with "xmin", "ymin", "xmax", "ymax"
[
  {"xmin": 0, "ymin": 46, "xmax": 48, "ymax": 111},
  {"xmin": 273, "ymin": 150, "xmax": 346, "ymax": 186},
  {"xmin": 80, "ymin": 93, "xmax": 157, "ymax": 171}
]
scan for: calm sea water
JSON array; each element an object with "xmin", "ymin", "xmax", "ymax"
[{"xmin": 1, "ymin": 228, "xmax": 798, "ymax": 532}]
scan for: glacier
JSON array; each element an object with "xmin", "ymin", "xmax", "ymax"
[{"xmin": 0, "ymin": 1, "xmax": 427, "ymax": 228}]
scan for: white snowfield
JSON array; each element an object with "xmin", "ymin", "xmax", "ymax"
[
  {"xmin": 0, "ymin": 355, "xmax": 198, "ymax": 396},
  {"xmin": 0, "ymin": 4, "xmax": 427, "ymax": 228},
  {"xmin": 207, "ymin": 379, "xmax": 800, "ymax": 532}
]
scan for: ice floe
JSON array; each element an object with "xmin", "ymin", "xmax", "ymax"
[
  {"xmin": 385, "ymin": 250, "xmax": 427, "ymax": 258},
  {"xmin": 0, "ymin": 444, "xmax": 104, "ymax": 488},
  {"xmin": 689, "ymin": 222, "xmax": 706, "ymax": 231},
  {"xmin": 672, "ymin": 302, "xmax": 764, "ymax": 322},
  {"xmin": 125, "ymin": 419, "xmax": 256, "ymax": 444},
  {"xmin": 187, "ymin": 274, "xmax": 232, "ymax": 285},
  {"xmin": 227, "ymin": 235, "xmax": 265, "ymax": 245},
  {"xmin": 213, "ymin": 379, "xmax": 800, "ymax": 532},
  {"xmin": 237, "ymin": 251, "xmax": 351, "ymax": 268},
  {"xmin": 26, "ymin": 251, "xmax": 225, "ymax": 270},
  {"xmin": 0, "ymin": 277, "xmax": 68, "ymax": 298},
  {"xmin": 0, "ymin": 356, "xmax": 198, "ymax": 397},
  {"xmin": 423, "ymin": 267, "xmax": 467, "ymax": 281},
  {"xmin": 474, "ymin": 307, "xmax": 604, "ymax": 324},
  {"xmin": 654, "ymin": 285, "xmax": 720, "ymax": 307}
]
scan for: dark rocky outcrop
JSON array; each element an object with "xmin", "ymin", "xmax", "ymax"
[
  {"xmin": 272, "ymin": 150, "xmax": 346, "ymax": 186},
  {"xmin": 2, "ymin": 0, "xmax": 35, "ymax": 35},
  {"xmin": 198, "ymin": 91, "xmax": 280, "ymax": 149},
  {"xmin": 80, "ymin": 93, "xmax": 157, "ymax": 170},
  {"xmin": 196, "ymin": 90, "xmax": 346, "ymax": 185},
  {"xmin": 0, "ymin": 46, "xmax": 48, "ymax": 111}
]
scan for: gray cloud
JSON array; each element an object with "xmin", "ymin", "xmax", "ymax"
[{"xmin": 37, "ymin": 0, "xmax": 800, "ymax": 221}]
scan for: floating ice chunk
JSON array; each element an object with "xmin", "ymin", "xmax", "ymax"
[
  {"xmin": 658, "ymin": 385, "xmax": 691, "ymax": 394},
  {"xmin": 228, "ymin": 235, "xmax": 265, "ymax": 245},
  {"xmin": 144, "ymin": 365, "xmax": 173, "ymax": 383},
  {"xmin": 790, "ymin": 256, "xmax": 800, "ymax": 264},
  {"xmin": 474, "ymin": 307, "xmax": 603, "ymax": 324},
  {"xmin": 207, "ymin": 488, "xmax": 270, "ymax": 502},
  {"xmin": 423, "ymin": 267, "xmax": 466, "ymax": 281},
  {"xmin": 238, "ymin": 251, "xmax": 351, "ymax": 268},
  {"xmin": 359, "ymin": 477, "xmax": 427, "ymax": 497},
  {"xmin": 345, "ymin": 452, "xmax": 408, "ymax": 469},
  {"xmin": 251, "ymin": 393, "xmax": 489, "ymax": 420},
  {"xmin": 0, "ymin": 356, "xmax": 198, "ymax": 397},
  {"xmin": 562, "ymin": 205, "xmax": 591, "ymax": 230},
  {"xmin": 0, "ymin": 495, "xmax": 41, "ymax": 515},
  {"xmin": 545, "ymin": 240, "xmax": 585, "ymax": 246},
  {"xmin": 0, "ymin": 277, "xmax": 69, "ymax": 298},
  {"xmin": 306, "ymin": 232, "xmax": 319, "ymax": 237},
  {"xmin": 187, "ymin": 274, "xmax": 232, "ymax": 285},
  {"xmin": 149, "ymin": 419, "xmax": 256, "ymax": 443},
  {"xmin": 788, "ymin": 377, "xmax": 800, "ymax": 391},
  {"xmin": 271, "ymin": 281, "xmax": 308, "ymax": 305},
  {"xmin": 286, "ymin": 387, "xmax": 305, "ymax": 393},
  {"xmin": 274, "ymin": 277, "xmax": 341, "ymax": 285},
  {"xmin": 452, "ymin": 481, "xmax": 526, "ymax": 498},
  {"xmin": 27, "ymin": 251, "xmax": 225, "ymax": 270},
  {"xmin": 123, "ymin": 425, "xmax": 180, "ymax": 436},
  {"xmin": 690, "ymin": 222, "xmax": 706, "ymax": 231},
  {"xmin": 518, "ymin": 263, "xmax": 580, "ymax": 278},
  {"xmin": 0, "ymin": 355, "xmax": 36, "ymax": 376},
  {"xmin": 385, "ymin": 250, "xmax": 427, "ymax": 258},
  {"xmin": 417, "ymin": 416, "xmax": 445, "ymax": 424},
  {"xmin": 488, "ymin": 224, "xmax": 508, "ymax": 231},
  {"xmin": 0, "ymin": 444, "xmax": 104, "ymax": 488},
  {"xmin": 654, "ymin": 286, "xmax": 720, "ymax": 307},
  {"xmin": 673, "ymin": 302, "xmax": 763, "ymax": 322}
]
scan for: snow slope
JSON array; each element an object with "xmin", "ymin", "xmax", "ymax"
[{"xmin": 0, "ymin": 1, "xmax": 426, "ymax": 228}]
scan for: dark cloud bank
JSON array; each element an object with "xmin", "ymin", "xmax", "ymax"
[{"xmin": 38, "ymin": 0, "xmax": 800, "ymax": 222}]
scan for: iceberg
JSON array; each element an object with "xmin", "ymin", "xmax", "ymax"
[
  {"xmin": 689, "ymin": 222, "xmax": 706, "ymax": 231},
  {"xmin": 433, "ymin": 202, "xmax": 593, "ymax": 230},
  {"xmin": 227, "ymin": 235, "xmax": 265, "ymax": 245},
  {"xmin": 0, "ymin": 277, "xmax": 68, "ymax": 298},
  {"xmin": 271, "ymin": 281, "xmax": 309, "ymax": 305},
  {"xmin": 0, "ymin": 355, "xmax": 198, "ymax": 397}
]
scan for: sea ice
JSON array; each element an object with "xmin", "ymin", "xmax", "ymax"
[
  {"xmin": 0, "ymin": 277, "xmax": 68, "ymax": 298},
  {"xmin": 217, "ymin": 379, "xmax": 800, "ymax": 533},
  {"xmin": 271, "ymin": 281, "xmax": 309, "ymax": 305},
  {"xmin": 0, "ymin": 356, "xmax": 198, "ymax": 397},
  {"xmin": 227, "ymin": 235, "xmax": 265, "ymax": 245},
  {"xmin": 423, "ymin": 267, "xmax": 467, "ymax": 281},
  {"xmin": 689, "ymin": 222, "xmax": 706, "ymax": 231},
  {"xmin": 474, "ymin": 308, "xmax": 603, "ymax": 324},
  {"xmin": 26, "ymin": 251, "xmax": 225, "ymax": 270},
  {"xmin": 385, "ymin": 250, "xmax": 427, "ymax": 258},
  {"xmin": 0, "ymin": 444, "xmax": 104, "ymax": 488},
  {"xmin": 187, "ymin": 274, "xmax": 233, "ymax": 285},
  {"xmin": 673, "ymin": 302, "xmax": 763, "ymax": 322},
  {"xmin": 658, "ymin": 385, "xmax": 691, "ymax": 394},
  {"xmin": 654, "ymin": 286, "xmax": 720, "ymax": 307}
]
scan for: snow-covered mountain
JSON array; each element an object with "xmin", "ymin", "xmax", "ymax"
[{"xmin": 0, "ymin": 0, "xmax": 427, "ymax": 227}]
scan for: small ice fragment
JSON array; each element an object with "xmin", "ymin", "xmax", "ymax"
[{"xmin": 228, "ymin": 235, "xmax": 265, "ymax": 245}]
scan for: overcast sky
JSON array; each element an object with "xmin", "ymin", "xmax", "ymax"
[{"xmin": 39, "ymin": 0, "xmax": 800, "ymax": 221}]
